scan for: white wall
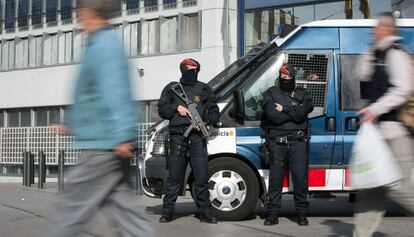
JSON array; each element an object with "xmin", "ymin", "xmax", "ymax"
[{"xmin": 0, "ymin": 0, "xmax": 239, "ymax": 108}]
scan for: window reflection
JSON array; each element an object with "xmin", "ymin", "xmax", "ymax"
[{"xmin": 245, "ymin": 0, "xmax": 392, "ymax": 53}]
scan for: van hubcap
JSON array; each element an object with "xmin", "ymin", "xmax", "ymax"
[{"xmin": 209, "ymin": 170, "xmax": 247, "ymax": 212}]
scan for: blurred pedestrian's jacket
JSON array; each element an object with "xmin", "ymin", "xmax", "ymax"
[
  {"xmin": 358, "ymin": 35, "xmax": 414, "ymax": 139},
  {"xmin": 66, "ymin": 25, "xmax": 138, "ymax": 149}
]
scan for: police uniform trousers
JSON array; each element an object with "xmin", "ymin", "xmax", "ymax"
[
  {"xmin": 163, "ymin": 132, "xmax": 211, "ymax": 215},
  {"xmin": 267, "ymin": 139, "xmax": 309, "ymax": 216}
]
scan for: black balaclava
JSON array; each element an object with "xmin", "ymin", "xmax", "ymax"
[
  {"xmin": 180, "ymin": 58, "xmax": 200, "ymax": 86},
  {"xmin": 278, "ymin": 64, "xmax": 296, "ymax": 92}
]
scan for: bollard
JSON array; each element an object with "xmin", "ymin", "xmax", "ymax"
[
  {"xmin": 25, "ymin": 152, "xmax": 31, "ymax": 187},
  {"xmin": 38, "ymin": 151, "xmax": 46, "ymax": 189},
  {"xmin": 22, "ymin": 152, "xmax": 27, "ymax": 186},
  {"xmin": 30, "ymin": 153, "xmax": 35, "ymax": 185},
  {"xmin": 58, "ymin": 150, "xmax": 65, "ymax": 192}
]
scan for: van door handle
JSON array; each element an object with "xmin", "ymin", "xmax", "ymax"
[
  {"xmin": 325, "ymin": 117, "xmax": 335, "ymax": 131},
  {"xmin": 346, "ymin": 117, "xmax": 360, "ymax": 131}
]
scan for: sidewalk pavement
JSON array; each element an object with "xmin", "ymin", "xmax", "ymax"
[{"xmin": 1, "ymin": 182, "xmax": 414, "ymax": 237}]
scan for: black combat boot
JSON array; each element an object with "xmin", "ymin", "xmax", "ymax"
[
  {"xmin": 264, "ymin": 215, "xmax": 279, "ymax": 226},
  {"xmin": 199, "ymin": 212, "xmax": 218, "ymax": 224},
  {"xmin": 297, "ymin": 214, "xmax": 309, "ymax": 226},
  {"xmin": 159, "ymin": 213, "xmax": 173, "ymax": 223}
]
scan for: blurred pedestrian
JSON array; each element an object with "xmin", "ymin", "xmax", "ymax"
[
  {"xmin": 355, "ymin": 11, "xmax": 414, "ymax": 237},
  {"xmin": 48, "ymin": 0, "xmax": 153, "ymax": 236}
]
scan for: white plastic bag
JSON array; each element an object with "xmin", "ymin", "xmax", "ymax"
[{"xmin": 350, "ymin": 123, "xmax": 402, "ymax": 190}]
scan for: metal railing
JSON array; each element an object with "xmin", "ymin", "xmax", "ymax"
[{"xmin": 0, "ymin": 123, "xmax": 155, "ymax": 166}]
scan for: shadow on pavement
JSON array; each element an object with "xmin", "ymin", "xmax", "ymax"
[{"xmin": 321, "ymin": 219, "xmax": 388, "ymax": 237}]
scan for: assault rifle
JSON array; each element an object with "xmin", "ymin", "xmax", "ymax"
[{"xmin": 171, "ymin": 83, "xmax": 210, "ymax": 139}]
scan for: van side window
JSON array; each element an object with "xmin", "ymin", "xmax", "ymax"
[
  {"xmin": 340, "ymin": 55, "xmax": 370, "ymax": 111},
  {"xmin": 243, "ymin": 54, "xmax": 284, "ymax": 121},
  {"xmin": 243, "ymin": 51, "xmax": 330, "ymax": 121},
  {"xmin": 286, "ymin": 53, "xmax": 330, "ymax": 118}
]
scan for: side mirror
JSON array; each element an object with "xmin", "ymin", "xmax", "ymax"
[{"xmin": 229, "ymin": 89, "xmax": 245, "ymax": 125}]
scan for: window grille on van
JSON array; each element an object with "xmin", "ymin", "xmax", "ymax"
[{"xmin": 286, "ymin": 53, "xmax": 329, "ymax": 109}]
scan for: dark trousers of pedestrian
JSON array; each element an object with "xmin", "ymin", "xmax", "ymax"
[
  {"xmin": 266, "ymin": 140, "xmax": 309, "ymax": 216},
  {"xmin": 48, "ymin": 150, "xmax": 154, "ymax": 237},
  {"xmin": 162, "ymin": 132, "xmax": 211, "ymax": 215}
]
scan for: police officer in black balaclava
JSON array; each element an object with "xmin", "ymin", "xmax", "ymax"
[
  {"xmin": 261, "ymin": 63, "xmax": 314, "ymax": 227},
  {"xmin": 157, "ymin": 58, "xmax": 220, "ymax": 224}
]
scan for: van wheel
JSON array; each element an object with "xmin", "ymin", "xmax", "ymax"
[{"xmin": 206, "ymin": 157, "xmax": 259, "ymax": 221}]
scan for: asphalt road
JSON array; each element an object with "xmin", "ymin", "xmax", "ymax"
[{"xmin": 1, "ymin": 183, "xmax": 413, "ymax": 237}]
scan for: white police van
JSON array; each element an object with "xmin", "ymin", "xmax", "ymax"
[{"xmin": 138, "ymin": 19, "xmax": 414, "ymax": 220}]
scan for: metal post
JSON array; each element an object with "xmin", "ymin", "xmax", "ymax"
[
  {"xmin": 22, "ymin": 152, "xmax": 27, "ymax": 186},
  {"xmin": 30, "ymin": 153, "xmax": 35, "ymax": 185},
  {"xmin": 58, "ymin": 150, "xmax": 65, "ymax": 192},
  {"xmin": 25, "ymin": 152, "xmax": 30, "ymax": 187},
  {"xmin": 38, "ymin": 151, "xmax": 46, "ymax": 189}
]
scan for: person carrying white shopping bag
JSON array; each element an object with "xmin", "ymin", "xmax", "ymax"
[
  {"xmin": 353, "ymin": 12, "xmax": 414, "ymax": 237},
  {"xmin": 350, "ymin": 123, "xmax": 402, "ymax": 190}
]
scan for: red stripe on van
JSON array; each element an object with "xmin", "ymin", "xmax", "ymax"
[
  {"xmin": 283, "ymin": 170, "xmax": 289, "ymax": 187},
  {"xmin": 344, "ymin": 168, "xmax": 351, "ymax": 187},
  {"xmin": 308, "ymin": 169, "xmax": 326, "ymax": 187}
]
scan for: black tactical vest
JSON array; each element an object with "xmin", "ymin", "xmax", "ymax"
[
  {"xmin": 170, "ymin": 82, "xmax": 207, "ymax": 128},
  {"xmin": 360, "ymin": 44, "xmax": 404, "ymax": 122},
  {"xmin": 266, "ymin": 86, "xmax": 308, "ymax": 132}
]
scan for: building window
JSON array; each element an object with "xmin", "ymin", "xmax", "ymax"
[
  {"xmin": 244, "ymin": 0, "xmax": 392, "ymax": 53},
  {"xmin": 163, "ymin": 0, "xmax": 177, "ymax": 9},
  {"xmin": 0, "ymin": 111, "xmax": 4, "ymax": 127},
  {"xmin": 61, "ymin": 0, "xmax": 73, "ymax": 21},
  {"xmin": 46, "ymin": 0, "xmax": 58, "ymax": 23},
  {"xmin": 7, "ymin": 110, "xmax": 20, "ymax": 127},
  {"xmin": 43, "ymin": 34, "xmax": 59, "ymax": 65},
  {"xmin": 6, "ymin": 109, "xmax": 32, "ymax": 127},
  {"xmin": 49, "ymin": 107, "xmax": 61, "ymax": 124},
  {"xmin": 57, "ymin": 31, "xmax": 72, "ymax": 64},
  {"xmin": 65, "ymin": 31, "xmax": 73, "ymax": 63},
  {"xmin": 180, "ymin": 14, "xmax": 200, "ymax": 51},
  {"xmin": 141, "ymin": 19, "xmax": 160, "ymax": 54},
  {"xmin": 35, "ymin": 107, "xmax": 62, "ymax": 126},
  {"xmin": 127, "ymin": 0, "xmax": 139, "ymax": 10},
  {"xmin": 29, "ymin": 35, "xmax": 43, "ymax": 67},
  {"xmin": 148, "ymin": 101, "xmax": 160, "ymax": 122},
  {"xmin": 20, "ymin": 109, "xmax": 31, "ymax": 127},
  {"xmin": 1, "ymin": 40, "xmax": 15, "ymax": 70},
  {"xmin": 160, "ymin": 16, "xmax": 178, "ymax": 53},
  {"xmin": 73, "ymin": 30, "xmax": 86, "ymax": 63},
  {"xmin": 144, "ymin": 0, "xmax": 158, "ymax": 12},
  {"xmin": 108, "ymin": 0, "xmax": 122, "ymax": 17},
  {"xmin": 129, "ymin": 22, "xmax": 140, "ymax": 56},
  {"xmin": 35, "ymin": 108, "xmax": 48, "ymax": 126},
  {"xmin": 18, "ymin": 0, "xmax": 29, "ymax": 28},
  {"xmin": 5, "ymin": 0, "xmax": 16, "ymax": 30},
  {"xmin": 32, "ymin": 0, "xmax": 43, "ymax": 26},
  {"xmin": 183, "ymin": 0, "xmax": 197, "ymax": 7},
  {"xmin": 1, "ymin": 40, "xmax": 9, "ymax": 70},
  {"xmin": 15, "ymin": 38, "xmax": 29, "ymax": 68}
]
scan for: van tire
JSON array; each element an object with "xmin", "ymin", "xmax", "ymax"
[{"xmin": 204, "ymin": 157, "xmax": 259, "ymax": 221}]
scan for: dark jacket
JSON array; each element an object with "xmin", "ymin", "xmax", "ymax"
[
  {"xmin": 158, "ymin": 81, "xmax": 220, "ymax": 129},
  {"xmin": 261, "ymin": 86, "xmax": 313, "ymax": 133}
]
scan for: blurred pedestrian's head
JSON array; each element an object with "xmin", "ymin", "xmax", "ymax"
[
  {"xmin": 373, "ymin": 12, "xmax": 397, "ymax": 43},
  {"xmin": 77, "ymin": 0, "xmax": 115, "ymax": 33}
]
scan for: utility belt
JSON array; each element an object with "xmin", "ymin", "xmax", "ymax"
[
  {"xmin": 169, "ymin": 126, "xmax": 202, "ymax": 136},
  {"xmin": 269, "ymin": 130, "xmax": 307, "ymax": 144}
]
